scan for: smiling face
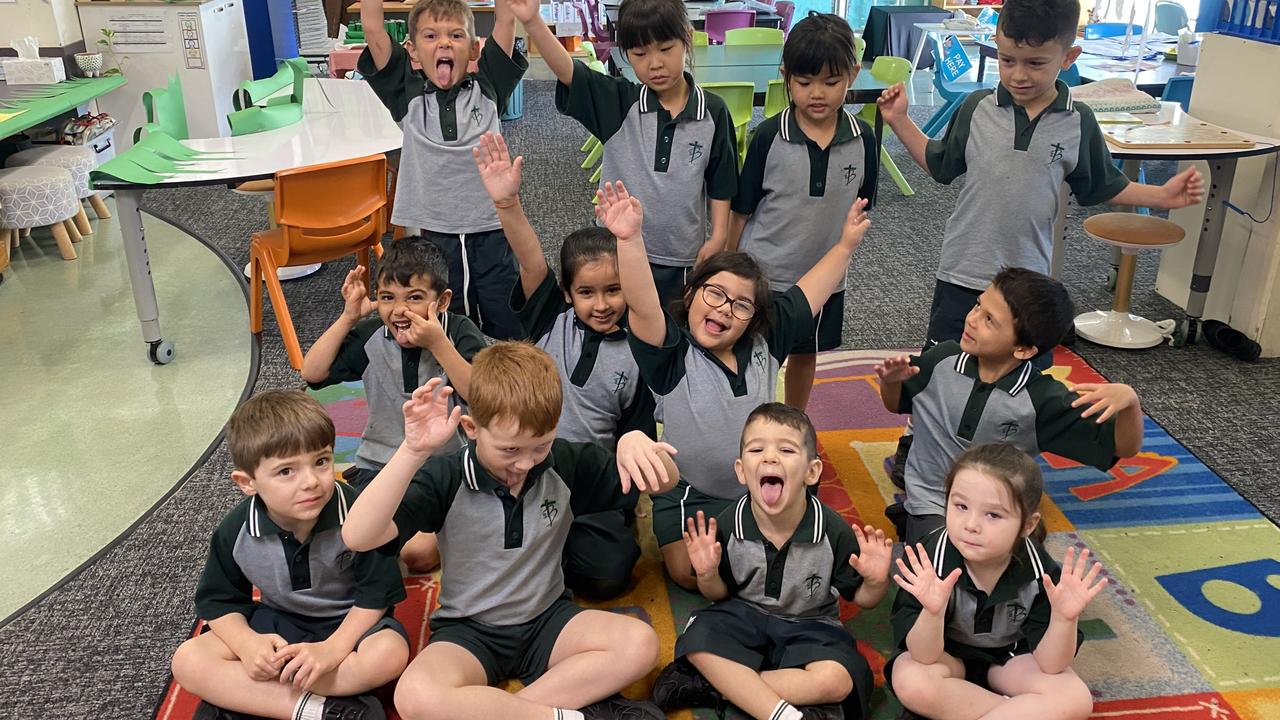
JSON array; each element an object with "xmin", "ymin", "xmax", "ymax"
[
  {"xmin": 233, "ymin": 447, "xmax": 336, "ymax": 533},
  {"xmin": 960, "ymin": 286, "xmax": 1036, "ymax": 363},
  {"xmin": 463, "ymin": 414, "xmax": 556, "ymax": 493},
  {"xmin": 993, "ymin": 29, "xmax": 1080, "ymax": 109},
  {"xmin": 945, "ymin": 467, "xmax": 1040, "ymax": 566},
  {"xmin": 377, "ymin": 275, "xmax": 450, "ymax": 348},
  {"xmin": 786, "ymin": 65, "xmax": 855, "ymax": 125},
  {"xmin": 625, "ymin": 39, "xmax": 688, "ymax": 95},
  {"xmin": 686, "ymin": 271, "xmax": 758, "ymax": 354},
  {"xmin": 407, "ymin": 12, "xmax": 480, "ymax": 89},
  {"xmin": 735, "ymin": 418, "xmax": 821, "ymax": 515},
  {"xmin": 564, "ymin": 257, "xmax": 626, "ymax": 334}
]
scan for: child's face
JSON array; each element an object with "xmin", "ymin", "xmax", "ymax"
[
  {"xmin": 408, "ymin": 13, "xmax": 480, "ymax": 89},
  {"xmin": 960, "ymin": 286, "xmax": 1036, "ymax": 363},
  {"xmin": 786, "ymin": 65, "xmax": 856, "ymax": 125},
  {"xmin": 945, "ymin": 467, "xmax": 1040, "ymax": 565},
  {"xmin": 625, "ymin": 38, "xmax": 688, "ymax": 95},
  {"xmin": 686, "ymin": 271, "xmax": 758, "ymax": 353},
  {"xmin": 232, "ymin": 447, "xmax": 336, "ymax": 529},
  {"xmin": 993, "ymin": 30, "xmax": 1081, "ymax": 107},
  {"xmin": 564, "ymin": 257, "xmax": 626, "ymax": 334},
  {"xmin": 377, "ymin": 275, "xmax": 451, "ymax": 348},
  {"xmin": 462, "ymin": 414, "xmax": 556, "ymax": 491},
  {"xmin": 735, "ymin": 419, "xmax": 821, "ymax": 516}
]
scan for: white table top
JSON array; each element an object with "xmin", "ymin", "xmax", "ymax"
[
  {"xmin": 911, "ymin": 22, "xmax": 995, "ymax": 34},
  {"xmin": 96, "ymin": 79, "xmax": 402, "ymax": 189},
  {"xmin": 1105, "ymin": 103, "xmax": 1280, "ymax": 161}
]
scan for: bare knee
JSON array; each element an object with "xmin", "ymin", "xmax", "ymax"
[
  {"xmin": 395, "ymin": 680, "xmax": 450, "ymax": 720},
  {"xmin": 1056, "ymin": 674, "xmax": 1095, "ymax": 720},
  {"xmin": 620, "ymin": 619, "xmax": 659, "ymax": 670},
  {"xmin": 810, "ymin": 663, "xmax": 854, "ymax": 702},
  {"xmin": 891, "ymin": 658, "xmax": 939, "ymax": 713},
  {"xmin": 170, "ymin": 637, "xmax": 203, "ymax": 687},
  {"xmin": 355, "ymin": 632, "xmax": 410, "ymax": 686}
]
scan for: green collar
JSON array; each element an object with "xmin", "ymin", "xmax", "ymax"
[
  {"xmin": 995, "ymin": 79, "xmax": 1073, "ymax": 112},
  {"xmin": 779, "ymin": 106, "xmax": 861, "ymax": 145},
  {"xmin": 930, "ymin": 528, "xmax": 1050, "ymax": 605},
  {"xmin": 953, "ymin": 351, "xmax": 1035, "ymax": 396},
  {"xmin": 460, "ymin": 443, "xmax": 553, "ymax": 495},
  {"xmin": 638, "ymin": 74, "xmax": 708, "ymax": 122},
  {"xmin": 730, "ymin": 492, "xmax": 827, "ymax": 546},
  {"xmin": 248, "ymin": 482, "xmax": 353, "ymax": 538}
]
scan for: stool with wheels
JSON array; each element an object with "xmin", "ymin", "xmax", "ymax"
[{"xmin": 1074, "ymin": 213, "xmax": 1184, "ymax": 349}]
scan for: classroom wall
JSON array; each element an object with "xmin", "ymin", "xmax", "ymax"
[{"xmin": 0, "ymin": 0, "xmax": 85, "ymax": 48}]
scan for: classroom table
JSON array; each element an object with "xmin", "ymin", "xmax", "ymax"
[
  {"xmin": 862, "ymin": 5, "xmax": 950, "ymax": 68},
  {"xmin": 0, "ymin": 76, "xmax": 127, "ymax": 140},
  {"xmin": 347, "ymin": 1, "xmax": 497, "ymax": 36},
  {"xmin": 90, "ymin": 78, "xmax": 403, "ymax": 365},
  {"xmin": 603, "ymin": 1, "xmax": 783, "ymax": 28},
  {"xmin": 973, "ymin": 39, "xmax": 1189, "ymax": 96}
]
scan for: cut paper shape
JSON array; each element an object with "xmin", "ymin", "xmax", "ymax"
[
  {"xmin": 1156, "ymin": 559, "xmax": 1280, "ymax": 637},
  {"xmin": 90, "ymin": 155, "xmax": 172, "ymax": 185}
]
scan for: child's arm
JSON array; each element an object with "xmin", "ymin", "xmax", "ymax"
[
  {"xmin": 1071, "ymin": 383, "xmax": 1144, "ymax": 457},
  {"xmin": 793, "ymin": 197, "xmax": 870, "ymax": 316},
  {"xmin": 343, "ymin": 380, "xmax": 462, "ymax": 551},
  {"xmin": 615, "ymin": 429, "xmax": 679, "ymax": 494},
  {"xmin": 273, "ymin": 606, "xmax": 387, "ymax": 690},
  {"xmin": 597, "ymin": 182, "xmax": 666, "ymax": 347},
  {"xmin": 490, "ymin": 0, "xmax": 516, "ymax": 57},
  {"xmin": 400, "ymin": 303, "xmax": 474, "ymax": 401},
  {"xmin": 300, "ymin": 267, "xmax": 375, "ymax": 385},
  {"xmin": 685, "ymin": 511, "xmax": 729, "ymax": 601},
  {"xmin": 1108, "ymin": 165, "xmax": 1204, "ymax": 210},
  {"xmin": 874, "ymin": 354, "xmax": 920, "ymax": 413},
  {"xmin": 360, "ymin": 0, "xmax": 394, "ymax": 71},
  {"xmin": 206, "ymin": 613, "xmax": 289, "ymax": 681},
  {"xmin": 894, "ymin": 542, "xmax": 962, "ymax": 665},
  {"xmin": 1035, "ymin": 547, "xmax": 1105, "ymax": 674},
  {"xmin": 848, "ymin": 524, "xmax": 894, "ymax": 608},
  {"xmin": 505, "ymin": 0, "xmax": 574, "ymax": 85},
  {"xmin": 876, "ymin": 83, "xmax": 929, "ymax": 172},
  {"xmin": 726, "ymin": 211, "xmax": 747, "ymax": 252},
  {"xmin": 474, "ymin": 132, "xmax": 550, "ymax": 299}
]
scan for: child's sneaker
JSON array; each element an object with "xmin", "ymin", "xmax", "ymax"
[
  {"xmin": 651, "ymin": 659, "xmax": 725, "ymax": 712},
  {"xmin": 318, "ymin": 695, "xmax": 386, "ymax": 720},
  {"xmin": 801, "ymin": 704, "xmax": 845, "ymax": 720},
  {"xmin": 192, "ymin": 702, "xmax": 264, "ymax": 720},
  {"xmin": 581, "ymin": 694, "xmax": 665, "ymax": 720}
]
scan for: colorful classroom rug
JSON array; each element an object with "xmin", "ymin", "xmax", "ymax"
[{"xmin": 155, "ymin": 348, "xmax": 1280, "ymax": 720}]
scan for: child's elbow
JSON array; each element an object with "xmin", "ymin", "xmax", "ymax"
[{"xmin": 342, "ymin": 525, "xmax": 375, "ymax": 552}]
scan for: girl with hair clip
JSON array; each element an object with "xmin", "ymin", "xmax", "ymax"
[{"xmin": 888, "ymin": 442, "xmax": 1105, "ymax": 720}]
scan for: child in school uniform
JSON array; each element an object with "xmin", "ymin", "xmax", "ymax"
[
  {"xmin": 597, "ymin": 180, "xmax": 870, "ymax": 591},
  {"xmin": 473, "ymin": 130, "xmax": 654, "ymax": 600},
  {"xmin": 507, "ymin": 0, "xmax": 739, "ymax": 305},
  {"xmin": 729, "ymin": 12, "xmax": 878, "ymax": 411},
  {"xmin": 888, "ymin": 443, "xmax": 1105, "ymax": 720},
  {"xmin": 357, "ymin": 0, "xmax": 527, "ymax": 339}
]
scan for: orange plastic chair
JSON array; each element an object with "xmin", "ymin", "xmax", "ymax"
[{"xmin": 249, "ymin": 154, "xmax": 388, "ymax": 369}]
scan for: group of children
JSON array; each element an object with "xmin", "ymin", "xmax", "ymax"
[{"xmin": 171, "ymin": 0, "xmax": 1209, "ymax": 717}]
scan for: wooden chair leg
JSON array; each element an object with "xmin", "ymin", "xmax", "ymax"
[
  {"xmin": 249, "ymin": 251, "xmax": 264, "ymax": 333},
  {"xmin": 63, "ymin": 219, "xmax": 84, "ymax": 244},
  {"xmin": 88, "ymin": 194, "xmax": 112, "ymax": 219},
  {"xmin": 20, "ymin": 227, "xmax": 31, "ymax": 239},
  {"xmin": 0, "ymin": 229, "xmax": 10, "ymax": 273},
  {"xmin": 49, "ymin": 222, "xmax": 77, "ymax": 260},
  {"xmin": 261, "ymin": 255, "xmax": 304, "ymax": 369},
  {"xmin": 73, "ymin": 207, "xmax": 93, "ymax": 236}
]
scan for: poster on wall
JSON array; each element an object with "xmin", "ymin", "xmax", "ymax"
[
  {"xmin": 177, "ymin": 11, "xmax": 205, "ymax": 69},
  {"xmin": 106, "ymin": 13, "xmax": 172, "ymax": 53}
]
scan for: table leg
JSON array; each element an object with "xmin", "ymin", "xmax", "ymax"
[
  {"xmin": 976, "ymin": 54, "xmax": 986, "ymax": 82},
  {"xmin": 1179, "ymin": 158, "xmax": 1236, "ymax": 346},
  {"xmin": 910, "ymin": 30, "xmax": 929, "ymax": 73},
  {"xmin": 115, "ymin": 189, "xmax": 175, "ymax": 365}
]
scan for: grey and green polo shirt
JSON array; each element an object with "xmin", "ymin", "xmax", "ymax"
[
  {"xmin": 395, "ymin": 439, "xmax": 636, "ymax": 625},
  {"xmin": 898, "ymin": 341, "xmax": 1117, "ymax": 518},
  {"xmin": 716, "ymin": 493, "xmax": 865, "ymax": 623},
  {"xmin": 734, "ymin": 107, "xmax": 878, "ymax": 291},
  {"xmin": 512, "ymin": 273, "xmax": 655, "ymax": 450},
  {"xmin": 307, "ymin": 314, "xmax": 486, "ymax": 469},
  {"xmin": 359, "ymin": 41, "xmax": 528, "ymax": 233},
  {"xmin": 629, "ymin": 285, "xmax": 813, "ymax": 499},
  {"xmin": 891, "ymin": 528, "xmax": 1078, "ymax": 663},
  {"xmin": 927, "ymin": 80, "xmax": 1130, "ymax": 290},
  {"xmin": 196, "ymin": 482, "xmax": 406, "ymax": 622},
  {"xmin": 556, "ymin": 62, "xmax": 739, "ymax": 267}
]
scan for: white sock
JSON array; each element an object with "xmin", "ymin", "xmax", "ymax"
[
  {"xmin": 293, "ymin": 692, "xmax": 328, "ymax": 720},
  {"xmin": 772, "ymin": 700, "xmax": 803, "ymax": 720},
  {"xmin": 552, "ymin": 710, "xmax": 585, "ymax": 720}
]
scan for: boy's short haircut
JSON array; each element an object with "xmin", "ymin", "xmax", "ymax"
[
  {"xmin": 559, "ymin": 227, "xmax": 618, "ymax": 289},
  {"xmin": 782, "ymin": 12, "xmax": 858, "ymax": 81},
  {"xmin": 616, "ymin": 0, "xmax": 694, "ymax": 63},
  {"xmin": 999, "ymin": 0, "xmax": 1081, "ymax": 48},
  {"xmin": 227, "ymin": 390, "xmax": 335, "ymax": 474},
  {"xmin": 468, "ymin": 342, "xmax": 563, "ymax": 435},
  {"xmin": 741, "ymin": 402, "xmax": 819, "ymax": 460},
  {"xmin": 408, "ymin": 0, "xmax": 476, "ymax": 41},
  {"xmin": 378, "ymin": 236, "xmax": 451, "ymax": 295},
  {"xmin": 992, "ymin": 266, "xmax": 1074, "ymax": 353}
]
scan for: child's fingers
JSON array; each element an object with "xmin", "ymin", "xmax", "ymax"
[
  {"xmin": 1083, "ymin": 560, "xmax": 1103, "ymax": 589},
  {"xmin": 512, "ymin": 154, "xmax": 524, "ymax": 177}
]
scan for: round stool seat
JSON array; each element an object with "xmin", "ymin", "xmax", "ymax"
[
  {"xmin": 0, "ymin": 166, "xmax": 79, "ymax": 229},
  {"xmin": 1082, "ymin": 213, "xmax": 1185, "ymax": 252},
  {"xmin": 233, "ymin": 178, "xmax": 275, "ymax": 195},
  {"xmin": 5, "ymin": 145, "xmax": 96, "ymax": 199}
]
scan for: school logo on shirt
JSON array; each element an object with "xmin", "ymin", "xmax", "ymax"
[
  {"xmin": 998, "ymin": 420, "xmax": 1020, "ymax": 440},
  {"xmin": 843, "ymin": 164, "xmax": 858, "ymax": 186},
  {"xmin": 1048, "ymin": 142, "xmax": 1065, "ymax": 164},
  {"xmin": 688, "ymin": 140, "xmax": 704, "ymax": 164},
  {"xmin": 540, "ymin": 498, "xmax": 559, "ymax": 527},
  {"xmin": 753, "ymin": 350, "xmax": 767, "ymax": 371},
  {"xmin": 804, "ymin": 573, "xmax": 824, "ymax": 599},
  {"xmin": 335, "ymin": 550, "xmax": 354, "ymax": 570},
  {"xmin": 470, "ymin": 106, "xmax": 484, "ymax": 125},
  {"xmin": 1007, "ymin": 603, "xmax": 1028, "ymax": 624},
  {"xmin": 611, "ymin": 371, "xmax": 629, "ymax": 394}
]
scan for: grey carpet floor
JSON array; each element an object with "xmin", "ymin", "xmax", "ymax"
[{"xmin": 1, "ymin": 80, "xmax": 1276, "ymax": 717}]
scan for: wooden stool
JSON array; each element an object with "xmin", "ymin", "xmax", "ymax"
[
  {"xmin": 0, "ymin": 166, "xmax": 81, "ymax": 261},
  {"xmin": 1074, "ymin": 213, "xmax": 1185, "ymax": 349},
  {"xmin": 5, "ymin": 145, "xmax": 106, "ymax": 229}
]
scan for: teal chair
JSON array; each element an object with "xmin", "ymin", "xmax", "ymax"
[
  {"xmin": 1059, "ymin": 62, "xmax": 1082, "ymax": 86},
  {"xmin": 920, "ymin": 37, "xmax": 996, "ymax": 138},
  {"xmin": 856, "ymin": 56, "xmax": 915, "ymax": 196},
  {"xmin": 1154, "ymin": 0, "xmax": 1190, "ymax": 34},
  {"xmin": 1162, "ymin": 75, "xmax": 1193, "ymax": 111},
  {"xmin": 1084, "ymin": 22, "xmax": 1143, "ymax": 39}
]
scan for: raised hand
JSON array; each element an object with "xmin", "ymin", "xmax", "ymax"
[
  {"xmin": 894, "ymin": 542, "xmax": 962, "ymax": 616},
  {"xmin": 875, "ymin": 82, "xmax": 910, "ymax": 124},
  {"xmin": 503, "ymin": 0, "xmax": 542, "ymax": 24},
  {"xmin": 340, "ymin": 266, "xmax": 375, "ymax": 322},
  {"xmin": 401, "ymin": 301, "xmax": 446, "ymax": 349},
  {"xmin": 838, "ymin": 197, "xmax": 871, "ymax": 252},
  {"xmin": 875, "ymin": 355, "xmax": 920, "ymax": 385},
  {"xmin": 472, "ymin": 132, "xmax": 523, "ymax": 207},
  {"xmin": 849, "ymin": 524, "xmax": 894, "ymax": 583},
  {"xmin": 594, "ymin": 181, "xmax": 644, "ymax": 241},
  {"xmin": 684, "ymin": 511, "xmax": 722, "ymax": 579},
  {"xmin": 616, "ymin": 430, "xmax": 678, "ymax": 493},
  {"xmin": 1044, "ymin": 547, "xmax": 1105, "ymax": 621},
  {"xmin": 1071, "ymin": 382, "xmax": 1139, "ymax": 424},
  {"xmin": 1160, "ymin": 165, "xmax": 1205, "ymax": 209},
  {"xmin": 401, "ymin": 378, "xmax": 462, "ymax": 455}
]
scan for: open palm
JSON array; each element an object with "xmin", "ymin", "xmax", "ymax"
[
  {"xmin": 473, "ymin": 132, "xmax": 523, "ymax": 205},
  {"xmin": 401, "ymin": 379, "xmax": 461, "ymax": 455},
  {"xmin": 894, "ymin": 543, "xmax": 961, "ymax": 615},
  {"xmin": 1044, "ymin": 547, "xmax": 1105, "ymax": 621},
  {"xmin": 849, "ymin": 524, "xmax": 894, "ymax": 582},
  {"xmin": 684, "ymin": 511, "xmax": 721, "ymax": 578},
  {"xmin": 594, "ymin": 181, "xmax": 643, "ymax": 240}
]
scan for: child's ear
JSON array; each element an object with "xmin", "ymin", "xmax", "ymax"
[
  {"xmin": 436, "ymin": 288, "xmax": 452, "ymax": 312},
  {"xmin": 1063, "ymin": 44, "xmax": 1083, "ymax": 68},
  {"xmin": 1023, "ymin": 511, "xmax": 1043, "ymax": 538},
  {"xmin": 734, "ymin": 458, "xmax": 747, "ymax": 487},
  {"xmin": 804, "ymin": 457, "xmax": 823, "ymax": 487},
  {"xmin": 231, "ymin": 470, "xmax": 257, "ymax": 497},
  {"xmin": 460, "ymin": 415, "xmax": 479, "ymax": 440},
  {"xmin": 1012, "ymin": 342, "xmax": 1039, "ymax": 361},
  {"xmin": 469, "ymin": 38, "xmax": 481, "ymax": 62}
]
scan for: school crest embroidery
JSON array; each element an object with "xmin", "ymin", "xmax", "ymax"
[
  {"xmin": 470, "ymin": 106, "xmax": 484, "ymax": 125},
  {"xmin": 611, "ymin": 371, "xmax": 628, "ymax": 394},
  {"xmin": 540, "ymin": 499, "xmax": 559, "ymax": 527},
  {"xmin": 688, "ymin": 140, "xmax": 704, "ymax": 164},
  {"xmin": 998, "ymin": 420, "xmax": 1020, "ymax": 440},
  {"xmin": 1007, "ymin": 603, "xmax": 1028, "ymax": 625},
  {"xmin": 1048, "ymin": 142, "xmax": 1065, "ymax": 164},
  {"xmin": 843, "ymin": 164, "xmax": 858, "ymax": 185},
  {"xmin": 804, "ymin": 573, "xmax": 824, "ymax": 599}
]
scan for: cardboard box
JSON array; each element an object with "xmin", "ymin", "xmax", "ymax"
[{"xmin": 1, "ymin": 58, "xmax": 67, "ymax": 85}]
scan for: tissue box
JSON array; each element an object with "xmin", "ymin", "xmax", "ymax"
[{"xmin": 1, "ymin": 58, "xmax": 66, "ymax": 85}]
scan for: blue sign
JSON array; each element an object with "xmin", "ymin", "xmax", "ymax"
[{"xmin": 938, "ymin": 35, "xmax": 973, "ymax": 83}]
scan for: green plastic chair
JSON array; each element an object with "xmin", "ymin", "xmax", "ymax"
[
  {"xmin": 856, "ymin": 56, "xmax": 914, "ymax": 196},
  {"xmin": 701, "ymin": 81, "xmax": 755, "ymax": 165},
  {"xmin": 581, "ymin": 40, "xmax": 597, "ymax": 62},
  {"xmin": 724, "ymin": 27, "xmax": 784, "ymax": 45},
  {"xmin": 228, "ymin": 58, "xmax": 307, "ymax": 136},
  {"xmin": 693, "ymin": 30, "xmax": 710, "ymax": 47},
  {"xmin": 763, "ymin": 78, "xmax": 788, "ymax": 119},
  {"xmin": 855, "ymin": 36, "xmax": 866, "ymax": 65},
  {"xmin": 134, "ymin": 74, "xmax": 189, "ymax": 143}
]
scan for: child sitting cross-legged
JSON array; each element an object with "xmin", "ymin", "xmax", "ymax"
[
  {"xmin": 171, "ymin": 390, "xmax": 410, "ymax": 720},
  {"xmin": 342, "ymin": 343, "xmax": 681, "ymax": 720},
  {"xmin": 653, "ymin": 402, "xmax": 894, "ymax": 720}
]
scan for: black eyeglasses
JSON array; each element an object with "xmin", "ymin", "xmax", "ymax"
[{"xmin": 701, "ymin": 284, "xmax": 756, "ymax": 321}]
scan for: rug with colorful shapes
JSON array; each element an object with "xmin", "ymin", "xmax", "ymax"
[{"xmin": 155, "ymin": 348, "xmax": 1280, "ymax": 720}]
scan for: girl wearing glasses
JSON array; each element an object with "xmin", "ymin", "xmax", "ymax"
[{"xmin": 596, "ymin": 181, "xmax": 870, "ymax": 591}]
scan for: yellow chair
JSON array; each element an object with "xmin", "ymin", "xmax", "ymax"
[
  {"xmin": 764, "ymin": 78, "xmax": 788, "ymax": 118},
  {"xmin": 856, "ymin": 56, "xmax": 914, "ymax": 196},
  {"xmin": 701, "ymin": 81, "xmax": 756, "ymax": 165},
  {"xmin": 249, "ymin": 154, "xmax": 388, "ymax": 369},
  {"xmin": 724, "ymin": 27, "xmax": 785, "ymax": 45},
  {"xmin": 693, "ymin": 30, "xmax": 710, "ymax": 46}
]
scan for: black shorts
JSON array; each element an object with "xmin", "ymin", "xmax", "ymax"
[
  {"xmin": 423, "ymin": 228, "xmax": 522, "ymax": 340},
  {"xmin": 884, "ymin": 644, "xmax": 1031, "ymax": 693},
  {"xmin": 238, "ymin": 604, "xmax": 409, "ymax": 649},
  {"xmin": 926, "ymin": 279, "xmax": 1052, "ymax": 371},
  {"xmin": 427, "ymin": 595, "xmax": 584, "ymax": 686},
  {"xmin": 676, "ymin": 599, "xmax": 871, "ymax": 709},
  {"xmin": 650, "ymin": 479, "xmax": 737, "ymax": 547},
  {"xmin": 563, "ymin": 507, "xmax": 641, "ymax": 601},
  {"xmin": 650, "ymin": 262, "xmax": 693, "ymax": 310},
  {"xmin": 776, "ymin": 289, "xmax": 844, "ymax": 354}
]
